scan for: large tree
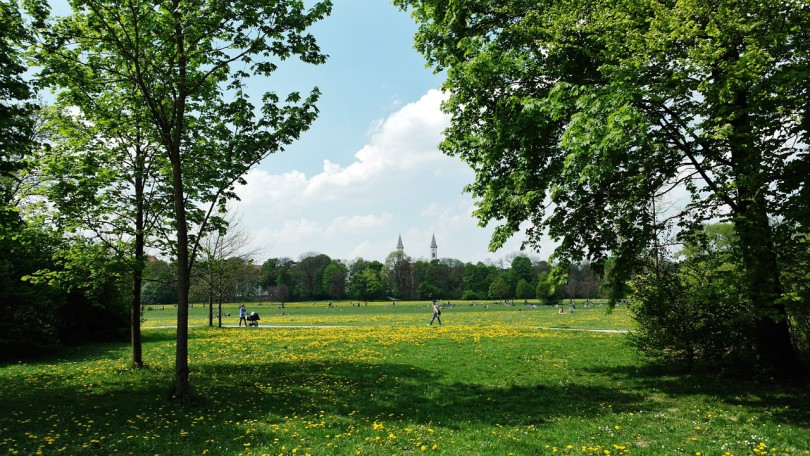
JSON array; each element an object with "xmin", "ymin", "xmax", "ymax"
[
  {"xmin": 37, "ymin": 0, "xmax": 331, "ymax": 399},
  {"xmin": 37, "ymin": 88, "xmax": 168, "ymax": 369},
  {"xmin": 295, "ymin": 253, "xmax": 332, "ymax": 300},
  {"xmin": 396, "ymin": 0, "xmax": 809, "ymax": 376}
]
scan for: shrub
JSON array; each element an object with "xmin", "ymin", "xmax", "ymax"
[{"xmin": 628, "ymin": 259, "xmax": 755, "ymax": 371}]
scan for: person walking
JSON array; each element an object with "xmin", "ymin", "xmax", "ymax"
[
  {"xmin": 238, "ymin": 304, "xmax": 247, "ymax": 327},
  {"xmin": 429, "ymin": 299, "xmax": 442, "ymax": 326}
]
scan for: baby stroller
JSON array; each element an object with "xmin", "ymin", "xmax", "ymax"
[{"xmin": 246, "ymin": 311, "xmax": 260, "ymax": 327}]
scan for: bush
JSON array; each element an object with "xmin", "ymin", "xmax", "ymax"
[
  {"xmin": 628, "ymin": 259, "xmax": 755, "ymax": 371},
  {"xmin": 775, "ymin": 229, "xmax": 810, "ymax": 363},
  {"xmin": 0, "ymin": 223, "xmax": 65, "ymax": 358},
  {"xmin": 1, "ymin": 226, "xmax": 130, "ymax": 358}
]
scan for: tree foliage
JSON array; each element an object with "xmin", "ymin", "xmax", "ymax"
[
  {"xmin": 35, "ymin": 0, "xmax": 331, "ymax": 399},
  {"xmin": 396, "ymin": 0, "xmax": 809, "ymax": 376},
  {"xmin": 629, "ymin": 225, "xmax": 755, "ymax": 370}
]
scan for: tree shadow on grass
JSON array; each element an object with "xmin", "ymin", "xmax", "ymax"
[
  {"xmin": 581, "ymin": 363, "xmax": 810, "ymax": 428},
  {"xmin": 1, "ymin": 358, "xmax": 652, "ymax": 455},
  {"xmin": 196, "ymin": 359, "xmax": 650, "ymax": 429}
]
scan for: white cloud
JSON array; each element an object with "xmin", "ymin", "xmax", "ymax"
[
  {"xmin": 238, "ymin": 89, "xmax": 452, "ymax": 211},
  {"xmin": 234, "ymin": 88, "xmax": 538, "ymax": 263}
]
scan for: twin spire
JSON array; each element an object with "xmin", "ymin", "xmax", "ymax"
[{"xmin": 396, "ymin": 234, "xmax": 438, "ymax": 260}]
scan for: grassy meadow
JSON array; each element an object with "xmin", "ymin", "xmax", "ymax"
[{"xmin": 1, "ymin": 300, "xmax": 808, "ymax": 455}]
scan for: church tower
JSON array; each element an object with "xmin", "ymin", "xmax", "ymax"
[
  {"xmin": 396, "ymin": 235, "xmax": 404, "ymax": 255},
  {"xmin": 430, "ymin": 234, "xmax": 438, "ymax": 260}
]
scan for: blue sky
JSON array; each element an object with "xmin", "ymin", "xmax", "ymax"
[
  {"xmin": 234, "ymin": 1, "xmax": 548, "ymax": 264},
  {"xmin": 46, "ymin": 0, "xmax": 553, "ymax": 264}
]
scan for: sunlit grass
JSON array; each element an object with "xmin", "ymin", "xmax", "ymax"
[
  {"xmin": 1, "ymin": 301, "xmax": 808, "ymax": 455},
  {"xmin": 141, "ymin": 299, "xmax": 635, "ymax": 331}
]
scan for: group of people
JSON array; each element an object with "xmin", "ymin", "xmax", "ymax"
[{"xmin": 558, "ymin": 303, "xmax": 576, "ymax": 314}]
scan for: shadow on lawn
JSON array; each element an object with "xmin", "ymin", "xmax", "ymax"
[
  {"xmin": 13, "ymin": 357, "xmax": 805, "ymax": 454},
  {"xmin": 582, "ymin": 363, "xmax": 810, "ymax": 428},
  {"xmin": 195, "ymin": 359, "xmax": 650, "ymax": 429},
  {"xmin": 0, "ymin": 359, "xmax": 647, "ymax": 454}
]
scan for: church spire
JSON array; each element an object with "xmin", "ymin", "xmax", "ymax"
[
  {"xmin": 397, "ymin": 235, "xmax": 404, "ymax": 254},
  {"xmin": 430, "ymin": 234, "xmax": 437, "ymax": 260}
]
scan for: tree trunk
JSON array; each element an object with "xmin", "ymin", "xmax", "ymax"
[
  {"xmin": 729, "ymin": 86, "xmax": 798, "ymax": 379},
  {"xmin": 131, "ymin": 145, "xmax": 146, "ymax": 369},
  {"xmin": 131, "ymin": 231, "xmax": 144, "ymax": 369},
  {"xmin": 734, "ymin": 205, "xmax": 798, "ymax": 379},
  {"xmin": 218, "ymin": 299, "xmax": 222, "ymax": 328},
  {"xmin": 170, "ymin": 0, "xmax": 192, "ymax": 403},
  {"xmin": 208, "ymin": 292, "xmax": 213, "ymax": 326},
  {"xmin": 171, "ymin": 150, "xmax": 190, "ymax": 400}
]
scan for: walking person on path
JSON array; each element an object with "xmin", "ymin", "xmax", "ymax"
[
  {"xmin": 238, "ymin": 304, "xmax": 248, "ymax": 327},
  {"xmin": 429, "ymin": 299, "xmax": 442, "ymax": 326}
]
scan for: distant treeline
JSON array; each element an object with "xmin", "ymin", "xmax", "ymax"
[{"xmin": 142, "ymin": 252, "xmax": 606, "ymax": 305}]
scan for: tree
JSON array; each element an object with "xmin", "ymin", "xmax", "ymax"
[
  {"xmin": 488, "ymin": 273, "xmax": 511, "ymax": 300},
  {"xmin": 347, "ymin": 259, "xmax": 385, "ymax": 301},
  {"xmin": 462, "ymin": 261, "xmax": 497, "ymax": 300},
  {"xmin": 275, "ymin": 258, "xmax": 298, "ymax": 302},
  {"xmin": 1, "ymin": 0, "xmax": 38, "ymax": 232},
  {"xmin": 322, "ymin": 261, "xmax": 348, "ymax": 300},
  {"xmin": 413, "ymin": 259, "xmax": 462, "ymax": 299},
  {"xmin": 142, "ymin": 257, "xmax": 177, "ymax": 305},
  {"xmin": 193, "ymin": 211, "xmax": 259, "ymax": 327},
  {"xmin": 515, "ymin": 279, "xmax": 533, "ymax": 300},
  {"xmin": 349, "ymin": 268, "xmax": 386, "ymax": 301},
  {"xmin": 629, "ymin": 227, "xmax": 755, "ymax": 370},
  {"xmin": 396, "ymin": 0, "xmax": 808, "ymax": 377},
  {"xmin": 37, "ymin": 0, "xmax": 331, "ymax": 399},
  {"xmin": 37, "ymin": 83, "xmax": 169, "ymax": 369},
  {"xmin": 510, "ymin": 256, "xmax": 534, "ymax": 287},
  {"xmin": 0, "ymin": 0, "xmax": 58, "ymax": 357},
  {"xmin": 0, "ymin": 0, "xmax": 37, "ymax": 185},
  {"xmin": 384, "ymin": 250, "xmax": 415, "ymax": 299},
  {"xmin": 295, "ymin": 253, "xmax": 332, "ymax": 300}
]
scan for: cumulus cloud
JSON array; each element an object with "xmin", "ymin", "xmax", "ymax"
[
  {"xmin": 304, "ymin": 89, "xmax": 451, "ymax": 196},
  {"xmin": 233, "ymin": 88, "xmax": 534, "ymax": 263},
  {"xmin": 237, "ymin": 89, "xmax": 451, "ymax": 211}
]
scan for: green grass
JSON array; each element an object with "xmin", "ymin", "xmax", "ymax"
[
  {"xmin": 142, "ymin": 299, "xmax": 633, "ymax": 331},
  {"xmin": 1, "ymin": 300, "xmax": 808, "ymax": 455}
]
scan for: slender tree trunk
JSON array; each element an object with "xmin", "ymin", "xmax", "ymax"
[
  {"xmin": 208, "ymin": 292, "xmax": 213, "ymax": 326},
  {"xmin": 171, "ymin": 145, "xmax": 190, "ymax": 400},
  {"xmin": 131, "ymin": 214, "xmax": 144, "ymax": 369},
  {"xmin": 171, "ymin": 0, "xmax": 191, "ymax": 401},
  {"xmin": 131, "ymin": 145, "xmax": 146, "ymax": 369}
]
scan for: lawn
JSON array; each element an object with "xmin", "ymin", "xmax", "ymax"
[{"xmin": 1, "ymin": 300, "xmax": 808, "ymax": 455}]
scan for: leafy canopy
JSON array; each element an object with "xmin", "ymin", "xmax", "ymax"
[{"xmin": 395, "ymin": 0, "xmax": 809, "ymax": 294}]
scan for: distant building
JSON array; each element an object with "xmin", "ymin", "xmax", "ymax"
[{"xmin": 395, "ymin": 234, "xmax": 438, "ymax": 260}]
